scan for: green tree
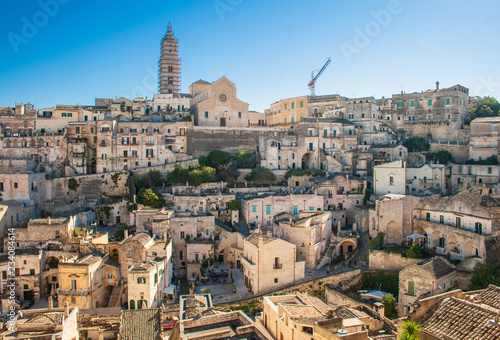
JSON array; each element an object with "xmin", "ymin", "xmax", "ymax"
[
  {"xmin": 467, "ymin": 96, "xmax": 500, "ymax": 124},
  {"xmin": 114, "ymin": 224, "xmax": 132, "ymax": 241},
  {"xmin": 244, "ymin": 167, "xmax": 277, "ymax": 186},
  {"xmin": 233, "ymin": 150, "xmax": 256, "ymax": 168},
  {"xmin": 226, "ymin": 200, "xmax": 241, "ymax": 211},
  {"xmin": 380, "ymin": 294, "xmax": 397, "ymax": 319},
  {"xmin": 403, "ymin": 137, "xmax": 430, "ymax": 152},
  {"xmin": 405, "ymin": 243, "xmax": 423, "ymax": 258},
  {"xmin": 216, "ymin": 161, "xmax": 240, "ymax": 184},
  {"xmin": 137, "ymin": 188, "xmax": 165, "ymax": 208},
  {"xmin": 207, "ymin": 150, "xmax": 232, "ymax": 169},
  {"xmin": 426, "ymin": 150, "xmax": 453, "ymax": 164},
  {"xmin": 469, "ymin": 262, "xmax": 500, "ymax": 290},
  {"xmin": 189, "ymin": 166, "xmax": 217, "ymax": 185},
  {"xmin": 166, "ymin": 165, "xmax": 191, "ymax": 184},
  {"xmin": 369, "ymin": 232, "xmax": 386, "ymax": 250},
  {"xmin": 466, "ymin": 155, "xmax": 499, "ymax": 165},
  {"xmin": 399, "ymin": 320, "xmax": 421, "ymax": 340}
]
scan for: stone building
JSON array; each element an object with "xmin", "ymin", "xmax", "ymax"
[
  {"xmin": 389, "ymin": 83, "xmax": 469, "ymax": 141},
  {"xmin": 10, "ymin": 214, "xmax": 77, "ymax": 250},
  {"xmin": 451, "ymin": 163, "xmax": 500, "ymax": 194},
  {"xmin": 398, "ymin": 257, "xmax": 456, "ymax": 315},
  {"xmin": 273, "ymin": 211, "xmax": 332, "ymax": 269},
  {"xmin": 127, "ymin": 256, "xmax": 171, "ymax": 309},
  {"xmin": 413, "ymin": 186, "xmax": 500, "ymax": 262},
  {"xmin": 159, "ymin": 24, "xmax": 181, "ymax": 95},
  {"xmin": 118, "ymin": 232, "xmax": 171, "ymax": 282},
  {"xmin": 374, "ymin": 160, "xmax": 448, "ymax": 196},
  {"xmin": 241, "ymin": 232, "xmax": 305, "ymax": 294},
  {"xmin": 14, "ymin": 248, "xmax": 43, "ymax": 302},
  {"xmin": 258, "ymin": 118, "xmax": 359, "ymax": 173},
  {"xmin": 266, "ymin": 94, "xmax": 346, "ymax": 126},
  {"xmin": 240, "ymin": 193, "xmax": 324, "ymax": 228},
  {"xmin": 468, "ymin": 116, "xmax": 500, "ymax": 161},
  {"xmin": 57, "ymin": 253, "xmax": 118, "ymax": 309},
  {"xmin": 368, "ymin": 194, "xmax": 423, "ymax": 245},
  {"xmin": 190, "ymin": 77, "xmax": 250, "ymax": 127},
  {"xmin": 260, "ymin": 293, "xmax": 394, "ymax": 340}
]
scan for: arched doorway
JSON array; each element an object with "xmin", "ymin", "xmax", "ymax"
[
  {"xmin": 463, "ymin": 241, "xmax": 477, "ymax": 258},
  {"xmin": 301, "ymin": 153, "xmax": 314, "ymax": 169},
  {"xmin": 338, "ymin": 240, "xmax": 356, "ymax": 255},
  {"xmin": 386, "ymin": 220, "xmax": 400, "ymax": 244},
  {"xmin": 430, "ymin": 230, "xmax": 444, "ymax": 248}
]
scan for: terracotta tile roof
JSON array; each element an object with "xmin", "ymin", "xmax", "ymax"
[
  {"xmin": 474, "ymin": 285, "xmax": 500, "ymax": 310},
  {"xmin": 422, "ymin": 297, "xmax": 500, "ymax": 340},
  {"xmin": 119, "ymin": 308, "xmax": 161, "ymax": 340},
  {"xmin": 335, "ymin": 306, "xmax": 368, "ymax": 319}
]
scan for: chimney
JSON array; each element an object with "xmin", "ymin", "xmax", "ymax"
[
  {"xmin": 374, "ymin": 302, "xmax": 385, "ymax": 318},
  {"xmin": 436, "ymin": 81, "xmax": 439, "ymax": 90},
  {"xmin": 124, "ymin": 229, "xmax": 128, "ymax": 239},
  {"xmin": 48, "ymin": 216, "xmax": 51, "ymax": 225},
  {"xmin": 48, "ymin": 296, "xmax": 53, "ymax": 310},
  {"xmin": 337, "ymin": 221, "xmax": 342, "ymax": 235},
  {"xmin": 64, "ymin": 302, "xmax": 70, "ymax": 318}
]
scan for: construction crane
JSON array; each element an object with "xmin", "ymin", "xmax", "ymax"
[{"xmin": 308, "ymin": 58, "xmax": 331, "ymax": 96}]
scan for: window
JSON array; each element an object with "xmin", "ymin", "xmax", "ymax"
[
  {"xmin": 101, "ymin": 154, "xmax": 107, "ymax": 160},
  {"xmin": 154, "ymin": 273, "xmax": 158, "ymax": 284},
  {"xmin": 13, "ymin": 182, "xmax": 18, "ymax": 189},
  {"xmin": 488, "ymin": 167, "xmax": 492, "ymax": 174},
  {"xmin": 309, "ymin": 206, "xmax": 314, "ymax": 211},
  {"xmin": 1, "ymin": 271, "xmax": 6, "ymax": 280},
  {"xmin": 23, "ymin": 284, "xmax": 29, "ymax": 290},
  {"xmin": 238, "ymin": 112, "xmax": 241, "ymax": 118},
  {"xmin": 300, "ymin": 100, "xmax": 304, "ymax": 108},
  {"xmin": 30, "ymin": 269, "xmax": 35, "ymax": 275},
  {"xmin": 456, "ymin": 217, "xmax": 461, "ymax": 228},
  {"xmin": 179, "ymin": 251, "xmax": 183, "ymax": 260},
  {"xmin": 70, "ymin": 278, "xmax": 77, "ymax": 290},
  {"xmin": 284, "ymin": 103, "xmax": 287, "ymax": 110},
  {"xmin": 180, "ymin": 231, "xmax": 185, "ymax": 239},
  {"xmin": 137, "ymin": 277, "xmax": 146, "ymax": 284},
  {"xmin": 266, "ymin": 205, "xmax": 271, "ymax": 215},
  {"xmin": 291, "ymin": 102, "xmax": 295, "ymax": 109},
  {"xmin": 300, "ymin": 116, "xmax": 303, "ymax": 121},
  {"xmin": 494, "ymin": 125, "xmax": 497, "ymax": 131},
  {"xmin": 446, "ymin": 98, "xmax": 451, "ymax": 105},
  {"xmin": 410, "ymin": 100, "xmax": 415, "ymax": 107},
  {"xmin": 398, "ymin": 101, "xmax": 402, "ymax": 108},
  {"xmin": 426, "ymin": 213, "xmax": 431, "ymax": 221},
  {"xmin": 428, "ymin": 99, "xmax": 432, "ymax": 106},
  {"xmin": 252, "ymin": 206, "xmax": 257, "ymax": 212},
  {"xmin": 75, "ymin": 127, "xmax": 80, "ymax": 133},
  {"xmin": 274, "ymin": 278, "xmax": 278, "ymax": 283},
  {"xmin": 440, "ymin": 215, "xmax": 444, "ymax": 224},
  {"xmin": 205, "ymin": 111, "xmax": 208, "ymax": 118},
  {"xmin": 389, "ymin": 176, "xmax": 394, "ymax": 186},
  {"xmin": 293, "ymin": 206, "xmax": 298, "ymax": 216},
  {"xmin": 68, "ymin": 112, "xmax": 72, "ymax": 117},
  {"xmin": 127, "ymin": 249, "xmax": 132, "ymax": 257},
  {"xmin": 408, "ymin": 281, "xmax": 415, "ymax": 296},
  {"xmin": 51, "ymin": 276, "xmax": 57, "ymax": 282},
  {"xmin": 123, "ymin": 150, "xmax": 128, "ymax": 157}
]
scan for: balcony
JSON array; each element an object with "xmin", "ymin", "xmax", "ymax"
[{"xmin": 57, "ymin": 288, "xmax": 89, "ymax": 296}]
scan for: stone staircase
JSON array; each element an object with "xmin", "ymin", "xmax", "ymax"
[
  {"xmin": 354, "ymin": 232, "xmax": 370, "ymax": 268},
  {"xmin": 107, "ymin": 283, "xmax": 126, "ymax": 308}
]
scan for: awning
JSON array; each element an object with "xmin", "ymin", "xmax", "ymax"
[
  {"xmin": 406, "ymin": 233, "xmax": 426, "ymax": 240},
  {"xmin": 162, "ymin": 285, "xmax": 176, "ymax": 295}
]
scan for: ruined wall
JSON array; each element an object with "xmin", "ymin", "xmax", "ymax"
[
  {"xmin": 369, "ymin": 250, "xmax": 422, "ymax": 271},
  {"xmin": 186, "ymin": 126, "xmax": 290, "ymax": 155},
  {"xmin": 430, "ymin": 143, "xmax": 469, "ymax": 163}
]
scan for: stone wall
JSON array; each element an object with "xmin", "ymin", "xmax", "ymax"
[
  {"xmin": 325, "ymin": 285, "xmax": 366, "ymax": 307},
  {"xmin": 369, "ymin": 250, "xmax": 422, "ymax": 271},
  {"xmin": 430, "ymin": 142, "xmax": 469, "ymax": 163},
  {"xmin": 51, "ymin": 159, "xmax": 198, "ymax": 200},
  {"xmin": 186, "ymin": 126, "xmax": 290, "ymax": 155}
]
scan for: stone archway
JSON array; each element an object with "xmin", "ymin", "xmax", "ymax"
[
  {"xmin": 463, "ymin": 240, "xmax": 477, "ymax": 258},
  {"xmin": 301, "ymin": 153, "xmax": 314, "ymax": 169},
  {"xmin": 430, "ymin": 230, "xmax": 444, "ymax": 248},
  {"xmin": 338, "ymin": 239, "xmax": 357, "ymax": 255},
  {"xmin": 386, "ymin": 220, "xmax": 400, "ymax": 244}
]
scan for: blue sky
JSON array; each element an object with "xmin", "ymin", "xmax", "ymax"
[{"xmin": 0, "ymin": 0, "xmax": 499, "ymax": 111}]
